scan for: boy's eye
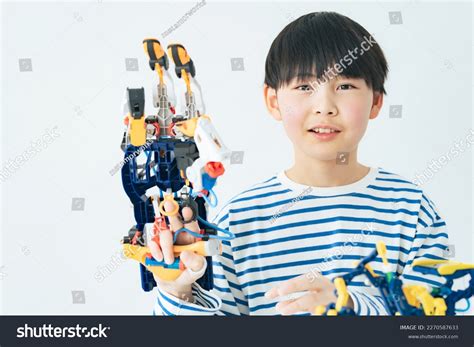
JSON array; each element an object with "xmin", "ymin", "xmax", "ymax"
[
  {"xmin": 296, "ymin": 85, "xmax": 312, "ymax": 92},
  {"xmin": 337, "ymin": 84, "xmax": 355, "ymax": 90}
]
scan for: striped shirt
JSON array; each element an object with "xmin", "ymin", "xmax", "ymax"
[{"xmin": 153, "ymin": 167, "xmax": 449, "ymax": 316}]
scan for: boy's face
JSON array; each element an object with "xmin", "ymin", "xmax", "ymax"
[{"xmin": 264, "ymin": 75, "xmax": 383, "ymax": 162}]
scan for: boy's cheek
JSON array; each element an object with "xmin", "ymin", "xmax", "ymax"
[
  {"xmin": 281, "ymin": 115, "xmax": 306, "ymax": 141},
  {"xmin": 340, "ymin": 105, "xmax": 371, "ymax": 134},
  {"xmin": 279, "ymin": 101, "xmax": 307, "ymax": 119}
]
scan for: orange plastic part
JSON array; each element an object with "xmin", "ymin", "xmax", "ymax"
[
  {"xmin": 205, "ymin": 161, "xmax": 225, "ymax": 178},
  {"xmin": 179, "ymin": 260, "xmax": 186, "ymax": 271}
]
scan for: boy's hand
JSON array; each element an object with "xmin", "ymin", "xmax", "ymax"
[
  {"xmin": 149, "ymin": 200, "xmax": 206, "ymax": 302},
  {"xmin": 265, "ymin": 271, "xmax": 353, "ymax": 315}
]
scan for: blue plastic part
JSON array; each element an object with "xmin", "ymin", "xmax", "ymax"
[
  {"xmin": 455, "ymin": 298, "xmax": 471, "ymax": 313},
  {"xmin": 122, "ymin": 140, "xmax": 217, "ymax": 292},
  {"xmin": 327, "ymin": 247, "xmax": 474, "ymax": 316},
  {"xmin": 201, "ymin": 173, "xmax": 216, "ymax": 191},
  {"xmin": 145, "ymin": 257, "xmax": 181, "ymax": 269},
  {"xmin": 139, "ymin": 263, "xmax": 157, "ymax": 292}
]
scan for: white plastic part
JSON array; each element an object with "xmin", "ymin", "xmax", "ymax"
[
  {"xmin": 186, "ymin": 158, "xmax": 204, "ymax": 191},
  {"xmin": 185, "ymin": 117, "xmax": 232, "ymax": 191},
  {"xmin": 144, "ymin": 223, "xmax": 156, "ymax": 246},
  {"xmin": 193, "ymin": 117, "xmax": 232, "ymax": 163}
]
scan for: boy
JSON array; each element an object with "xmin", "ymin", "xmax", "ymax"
[{"xmin": 150, "ymin": 11, "xmax": 449, "ymax": 315}]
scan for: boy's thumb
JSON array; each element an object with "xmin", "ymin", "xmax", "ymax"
[{"xmin": 175, "ymin": 251, "xmax": 207, "ymax": 285}]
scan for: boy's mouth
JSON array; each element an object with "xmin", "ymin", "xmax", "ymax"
[
  {"xmin": 309, "ymin": 128, "xmax": 341, "ymax": 134},
  {"xmin": 308, "ymin": 124, "xmax": 342, "ymax": 134},
  {"xmin": 308, "ymin": 124, "xmax": 342, "ymax": 141}
]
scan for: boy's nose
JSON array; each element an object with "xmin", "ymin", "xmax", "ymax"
[
  {"xmin": 310, "ymin": 88, "xmax": 337, "ymax": 116},
  {"xmin": 311, "ymin": 101, "xmax": 337, "ymax": 117}
]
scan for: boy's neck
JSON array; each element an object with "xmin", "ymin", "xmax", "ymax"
[{"xmin": 285, "ymin": 149, "xmax": 370, "ymax": 188}]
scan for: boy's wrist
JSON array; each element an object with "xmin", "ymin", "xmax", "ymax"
[{"xmin": 161, "ymin": 284, "xmax": 194, "ymax": 303}]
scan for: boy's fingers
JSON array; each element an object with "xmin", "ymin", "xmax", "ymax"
[
  {"xmin": 276, "ymin": 293, "xmax": 318, "ymax": 315},
  {"xmin": 175, "ymin": 251, "xmax": 206, "ymax": 286},
  {"xmin": 269, "ymin": 274, "xmax": 316, "ymax": 297},
  {"xmin": 175, "ymin": 206, "xmax": 201, "ymax": 244},
  {"xmin": 182, "ymin": 250, "xmax": 205, "ymax": 271},
  {"xmin": 175, "ymin": 232, "xmax": 195, "ymax": 245},
  {"xmin": 148, "ymin": 236, "xmax": 163, "ymax": 262},
  {"xmin": 164, "ymin": 200, "xmax": 183, "ymax": 232},
  {"xmin": 265, "ymin": 287, "xmax": 279, "ymax": 299},
  {"xmin": 181, "ymin": 207, "xmax": 200, "ymax": 231},
  {"xmin": 159, "ymin": 229, "xmax": 175, "ymax": 265}
]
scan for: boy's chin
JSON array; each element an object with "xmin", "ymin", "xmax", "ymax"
[{"xmin": 300, "ymin": 148, "xmax": 346, "ymax": 163}]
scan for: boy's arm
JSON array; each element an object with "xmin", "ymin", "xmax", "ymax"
[
  {"xmin": 347, "ymin": 193, "xmax": 449, "ymax": 316},
  {"xmin": 153, "ymin": 209, "xmax": 248, "ymax": 316},
  {"xmin": 398, "ymin": 194, "xmax": 449, "ymax": 290}
]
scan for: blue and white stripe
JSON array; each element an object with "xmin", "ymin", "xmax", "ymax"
[{"xmin": 154, "ymin": 167, "xmax": 449, "ymax": 316}]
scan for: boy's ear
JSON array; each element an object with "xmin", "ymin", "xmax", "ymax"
[
  {"xmin": 369, "ymin": 91, "xmax": 384, "ymax": 120},
  {"xmin": 263, "ymin": 84, "xmax": 282, "ymax": 121}
]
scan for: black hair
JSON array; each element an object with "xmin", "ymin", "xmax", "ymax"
[{"xmin": 264, "ymin": 12, "xmax": 388, "ymax": 94}]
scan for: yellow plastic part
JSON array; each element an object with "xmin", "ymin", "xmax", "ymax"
[
  {"xmin": 412, "ymin": 259, "xmax": 474, "ymax": 276},
  {"xmin": 402, "ymin": 284, "xmax": 447, "ymax": 316},
  {"xmin": 167, "ymin": 44, "xmax": 193, "ymax": 93},
  {"xmin": 376, "ymin": 241, "xmax": 389, "ymax": 266},
  {"xmin": 122, "ymin": 243, "xmax": 181, "ymax": 281},
  {"xmin": 158, "ymin": 194, "xmax": 179, "ymax": 216},
  {"xmin": 122, "ymin": 241, "xmax": 219, "ymax": 281},
  {"xmin": 433, "ymin": 298, "xmax": 447, "ymax": 316},
  {"xmin": 327, "ymin": 309, "xmax": 338, "ymax": 316},
  {"xmin": 182, "ymin": 69, "xmax": 192, "ymax": 94},
  {"xmin": 402, "ymin": 285, "xmax": 422, "ymax": 308},
  {"xmin": 334, "ymin": 277, "xmax": 349, "ymax": 312},
  {"xmin": 167, "ymin": 43, "xmax": 191, "ymax": 66},
  {"xmin": 314, "ymin": 305, "xmax": 327, "ymax": 316},
  {"xmin": 128, "ymin": 112, "xmax": 146, "ymax": 147},
  {"xmin": 142, "ymin": 38, "xmax": 166, "ymax": 84},
  {"xmin": 143, "ymin": 38, "xmax": 166, "ymax": 62},
  {"xmin": 364, "ymin": 264, "xmax": 378, "ymax": 278},
  {"xmin": 174, "ymin": 117, "xmax": 199, "ymax": 137},
  {"xmin": 156, "ymin": 66, "xmax": 164, "ymax": 85}
]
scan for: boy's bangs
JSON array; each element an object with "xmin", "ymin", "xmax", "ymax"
[
  {"xmin": 271, "ymin": 24, "xmax": 371, "ymax": 88},
  {"xmin": 265, "ymin": 12, "xmax": 388, "ymax": 93}
]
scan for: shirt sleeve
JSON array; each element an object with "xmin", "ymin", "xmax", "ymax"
[
  {"xmin": 347, "ymin": 287, "xmax": 390, "ymax": 316},
  {"xmin": 153, "ymin": 203, "xmax": 249, "ymax": 316},
  {"xmin": 347, "ymin": 192, "xmax": 449, "ymax": 316},
  {"xmin": 398, "ymin": 193, "xmax": 449, "ymax": 288}
]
